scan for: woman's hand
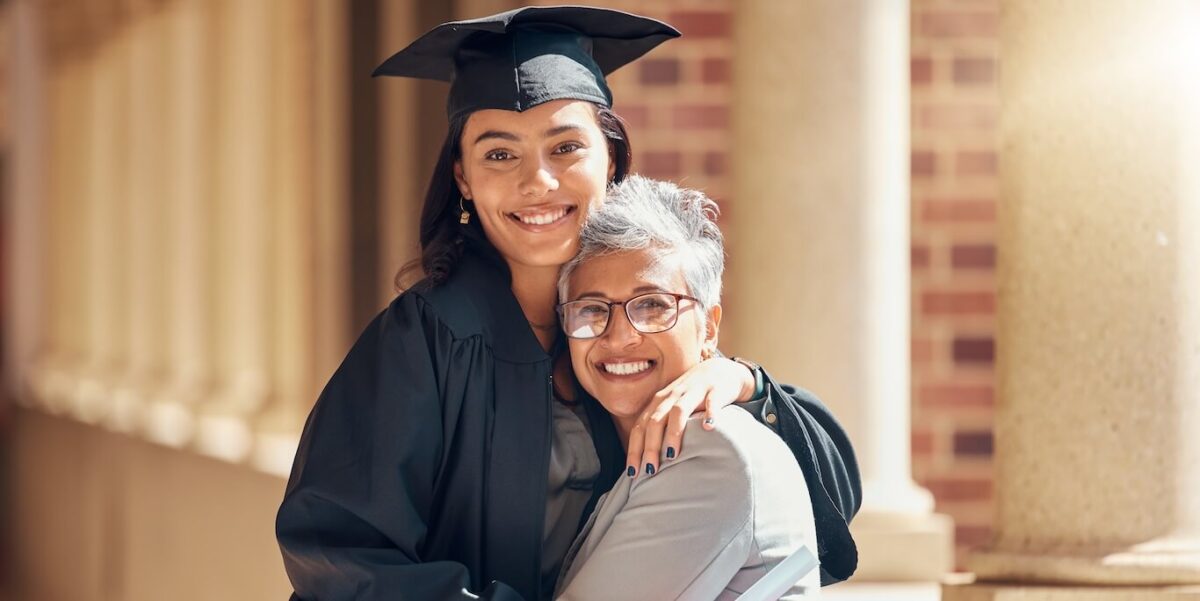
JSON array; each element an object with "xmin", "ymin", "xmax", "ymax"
[{"xmin": 625, "ymin": 357, "xmax": 755, "ymax": 478}]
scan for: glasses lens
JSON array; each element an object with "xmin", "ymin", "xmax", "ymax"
[
  {"xmin": 626, "ymin": 293, "xmax": 679, "ymax": 333},
  {"xmin": 562, "ymin": 301, "xmax": 610, "ymax": 339}
]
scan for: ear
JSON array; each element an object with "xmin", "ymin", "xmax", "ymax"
[
  {"xmin": 703, "ymin": 303, "xmax": 722, "ymax": 355},
  {"xmin": 453, "ymin": 160, "xmax": 471, "ymax": 200}
]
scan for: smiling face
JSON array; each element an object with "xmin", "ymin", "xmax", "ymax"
[
  {"xmin": 565, "ymin": 249, "xmax": 721, "ymax": 420},
  {"xmin": 454, "ymin": 100, "xmax": 616, "ymax": 271}
]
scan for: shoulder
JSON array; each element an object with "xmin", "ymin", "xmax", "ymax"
[
  {"xmin": 646, "ymin": 409, "xmax": 808, "ymax": 505},
  {"xmin": 629, "ymin": 412, "xmax": 751, "ymax": 490},
  {"xmin": 394, "ymin": 276, "xmax": 490, "ymax": 342},
  {"xmin": 396, "ymin": 252, "xmax": 545, "ymax": 365},
  {"xmin": 378, "ymin": 249, "xmax": 512, "ymax": 342},
  {"xmin": 679, "ymin": 407, "xmax": 795, "ymax": 470},
  {"xmin": 604, "ymin": 410, "xmax": 791, "ymax": 547},
  {"xmin": 631, "ymin": 408, "xmax": 788, "ymax": 500},
  {"xmin": 321, "ymin": 288, "xmax": 475, "ymax": 398}
]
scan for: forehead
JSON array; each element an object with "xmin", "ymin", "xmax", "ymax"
[
  {"xmin": 462, "ymin": 99, "xmax": 601, "ymax": 140},
  {"xmin": 568, "ymin": 249, "xmax": 687, "ymax": 298}
]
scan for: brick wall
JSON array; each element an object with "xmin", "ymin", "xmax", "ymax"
[
  {"xmin": 527, "ymin": 0, "xmax": 1000, "ymax": 570},
  {"xmin": 528, "ymin": 0, "xmax": 734, "ymax": 203},
  {"xmin": 910, "ymin": 0, "xmax": 999, "ymax": 568}
]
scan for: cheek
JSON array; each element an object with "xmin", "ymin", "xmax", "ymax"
[
  {"xmin": 569, "ymin": 167, "xmax": 610, "ymax": 215},
  {"xmin": 571, "ymin": 148, "xmax": 613, "ymax": 189},
  {"xmin": 661, "ymin": 332, "xmax": 704, "ymax": 372},
  {"xmin": 465, "ymin": 171, "xmax": 505, "ymax": 206},
  {"xmin": 568, "ymin": 343, "xmax": 593, "ymax": 377}
]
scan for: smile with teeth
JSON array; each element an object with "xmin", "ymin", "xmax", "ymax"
[
  {"xmin": 511, "ymin": 205, "xmax": 573, "ymax": 226},
  {"xmin": 601, "ymin": 360, "xmax": 654, "ymax": 376}
]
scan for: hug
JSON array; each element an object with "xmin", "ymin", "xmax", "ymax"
[{"xmin": 276, "ymin": 6, "xmax": 860, "ymax": 601}]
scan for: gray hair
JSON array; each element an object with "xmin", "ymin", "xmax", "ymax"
[{"xmin": 559, "ymin": 175, "xmax": 725, "ymax": 312}]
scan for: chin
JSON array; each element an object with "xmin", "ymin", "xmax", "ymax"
[
  {"xmin": 595, "ymin": 390, "xmax": 653, "ymax": 418},
  {"xmin": 509, "ymin": 240, "xmax": 580, "ymax": 268}
]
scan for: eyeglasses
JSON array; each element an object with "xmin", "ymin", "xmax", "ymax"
[{"xmin": 558, "ymin": 292, "xmax": 700, "ymax": 340}]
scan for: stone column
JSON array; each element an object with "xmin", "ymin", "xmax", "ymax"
[
  {"xmin": 727, "ymin": 0, "xmax": 952, "ymax": 581},
  {"xmin": 311, "ymin": 0, "xmax": 352, "ymax": 385},
  {"xmin": 252, "ymin": 0, "xmax": 318, "ymax": 477},
  {"xmin": 377, "ymin": 0, "xmax": 421, "ymax": 300},
  {"xmin": 73, "ymin": 11, "xmax": 131, "ymax": 425},
  {"xmin": 944, "ymin": 2, "xmax": 1200, "ymax": 599},
  {"xmin": 26, "ymin": 22, "xmax": 86, "ymax": 414},
  {"xmin": 108, "ymin": 1, "xmax": 170, "ymax": 433},
  {"xmin": 55, "ymin": 55, "xmax": 91, "ymax": 411},
  {"xmin": 194, "ymin": 0, "xmax": 273, "ymax": 463},
  {"xmin": 5, "ymin": 0, "xmax": 48, "ymax": 402},
  {"xmin": 144, "ymin": 0, "xmax": 217, "ymax": 448}
]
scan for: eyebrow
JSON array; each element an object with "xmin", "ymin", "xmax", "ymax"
[
  {"xmin": 472, "ymin": 123, "xmax": 587, "ymax": 146},
  {"xmin": 473, "ymin": 130, "xmax": 520, "ymax": 145},
  {"xmin": 571, "ymin": 285, "xmax": 665, "ymax": 301},
  {"xmin": 545, "ymin": 123, "xmax": 585, "ymax": 138}
]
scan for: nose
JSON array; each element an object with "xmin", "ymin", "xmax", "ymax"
[
  {"xmin": 599, "ymin": 305, "xmax": 642, "ymax": 350},
  {"xmin": 518, "ymin": 155, "xmax": 560, "ymax": 198}
]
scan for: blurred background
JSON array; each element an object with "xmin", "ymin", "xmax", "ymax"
[{"xmin": 2, "ymin": 0, "xmax": 1198, "ymax": 600}]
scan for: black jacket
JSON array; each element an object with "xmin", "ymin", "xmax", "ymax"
[{"xmin": 276, "ymin": 240, "xmax": 860, "ymax": 600}]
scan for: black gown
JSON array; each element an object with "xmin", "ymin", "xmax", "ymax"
[{"xmin": 276, "ymin": 237, "xmax": 861, "ymax": 601}]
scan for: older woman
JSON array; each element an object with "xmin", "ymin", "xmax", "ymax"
[{"xmin": 554, "ymin": 176, "xmax": 819, "ymax": 600}]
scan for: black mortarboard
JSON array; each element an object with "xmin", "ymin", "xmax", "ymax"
[{"xmin": 372, "ymin": 6, "xmax": 680, "ymax": 121}]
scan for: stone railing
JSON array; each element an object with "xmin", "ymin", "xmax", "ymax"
[{"xmin": 16, "ymin": 0, "xmax": 367, "ymax": 479}]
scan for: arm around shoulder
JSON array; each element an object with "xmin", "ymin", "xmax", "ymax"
[{"xmin": 755, "ymin": 367, "xmax": 861, "ymax": 585}]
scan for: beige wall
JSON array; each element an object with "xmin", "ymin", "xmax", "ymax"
[{"xmin": 9, "ymin": 409, "xmax": 292, "ymax": 601}]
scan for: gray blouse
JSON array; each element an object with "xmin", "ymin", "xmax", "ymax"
[
  {"xmin": 555, "ymin": 407, "xmax": 819, "ymax": 600},
  {"xmin": 541, "ymin": 399, "xmax": 601, "ymax": 599}
]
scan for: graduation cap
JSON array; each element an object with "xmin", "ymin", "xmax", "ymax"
[{"xmin": 373, "ymin": 6, "xmax": 681, "ymax": 121}]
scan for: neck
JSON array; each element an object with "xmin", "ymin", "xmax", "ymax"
[{"xmin": 508, "ymin": 261, "xmax": 563, "ymax": 352}]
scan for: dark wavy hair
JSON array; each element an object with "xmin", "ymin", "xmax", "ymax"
[{"xmin": 395, "ymin": 104, "xmax": 633, "ymax": 290}]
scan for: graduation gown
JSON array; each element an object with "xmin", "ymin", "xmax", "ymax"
[{"xmin": 276, "ymin": 238, "xmax": 861, "ymax": 601}]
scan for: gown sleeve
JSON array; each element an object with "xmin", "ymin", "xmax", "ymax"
[
  {"xmin": 275, "ymin": 293, "xmax": 525, "ymax": 601},
  {"xmin": 737, "ymin": 368, "xmax": 862, "ymax": 586}
]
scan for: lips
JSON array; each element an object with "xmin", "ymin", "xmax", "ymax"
[
  {"xmin": 508, "ymin": 204, "xmax": 575, "ymax": 228},
  {"xmin": 598, "ymin": 359, "xmax": 656, "ymax": 376}
]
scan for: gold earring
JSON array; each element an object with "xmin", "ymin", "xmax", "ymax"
[{"xmin": 459, "ymin": 196, "xmax": 471, "ymax": 225}]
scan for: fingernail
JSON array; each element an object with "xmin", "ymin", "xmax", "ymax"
[
  {"xmin": 645, "ymin": 463, "xmax": 656, "ymax": 476},
  {"xmin": 703, "ymin": 417, "xmax": 715, "ymax": 427},
  {"xmin": 627, "ymin": 465, "xmax": 636, "ymax": 478},
  {"xmin": 666, "ymin": 447, "xmax": 676, "ymax": 459}
]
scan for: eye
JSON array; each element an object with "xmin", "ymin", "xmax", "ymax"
[
  {"xmin": 553, "ymin": 141, "xmax": 583, "ymax": 155},
  {"xmin": 632, "ymin": 296, "xmax": 671, "ymax": 311},
  {"xmin": 484, "ymin": 149, "xmax": 514, "ymax": 161},
  {"xmin": 578, "ymin": 303, "xmax": 608, "ymax": 317}
]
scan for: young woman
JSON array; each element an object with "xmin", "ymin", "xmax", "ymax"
[
  {"xmin": 554, "ymin": 176, "xmax": 818, "ymax": 600},
  {"xmin": 276, "ymin": 7, "xmax": 859, "ymax": 601}
]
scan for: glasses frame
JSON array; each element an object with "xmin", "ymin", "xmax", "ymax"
[{"xmin": 557, "ymin": 291, "xmax": 701, "ymax": 340}]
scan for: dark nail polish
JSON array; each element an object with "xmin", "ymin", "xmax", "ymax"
[
  {"xmin": 703, "ymin": 417, "xmax": 715, "ymax": 427},
  {"xmin": 666, "ymin": 447, "xmax": 676, "ymax": 459},
  {"xmin": 627, "ymin": 465, "xmax": 636, "ymax": 477},
  {"xmin": 645, "ymin": 463, "xmax": 656, "ymax": 476}
]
